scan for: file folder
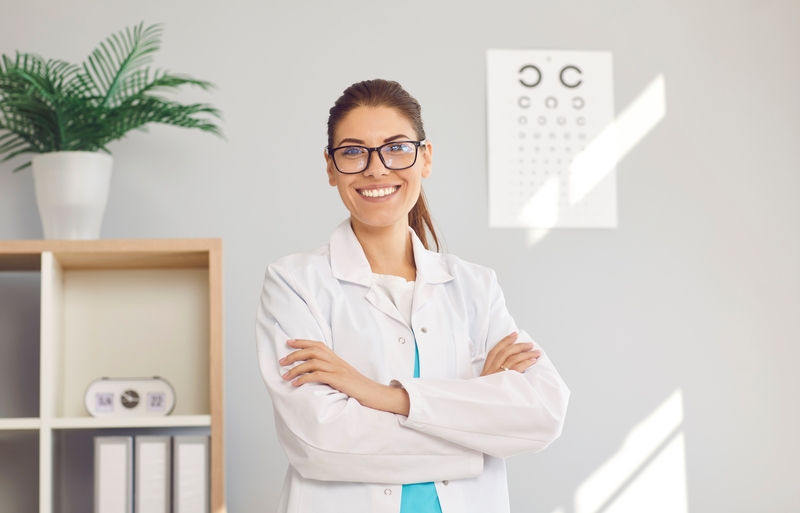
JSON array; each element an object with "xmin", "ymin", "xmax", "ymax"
[
  {"xmin": 135, "ymin": 436, "xmax": 171, "ymax": 513},
  {"xmin": 173, "ymin": 436, "xmax": 210, "ymax": 513},
  {"xmin": 94, "ymin": 436, "xmax": 133, "ymax": 513}
]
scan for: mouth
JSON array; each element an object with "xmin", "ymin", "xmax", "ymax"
[{"xmin": 357, "ymin": 185, "xmax": 400, "ymax": 198}]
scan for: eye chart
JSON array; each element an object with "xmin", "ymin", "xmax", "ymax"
[{"xmin": 487, "ymin": 49, "xmax": 617, "ymax": 228}]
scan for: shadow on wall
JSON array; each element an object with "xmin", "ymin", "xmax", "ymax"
[
  {"xmin": 551, "ymin": 390, "xmax": 689, "ymax": 513},
  {"xmin": 526, "ymin": 74, "xmax": 668, "ymax": 246}
]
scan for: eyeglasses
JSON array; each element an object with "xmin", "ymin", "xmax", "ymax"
[{"xmin": 327, "ymin": 140, "xmax": 427, "ymax": 174}]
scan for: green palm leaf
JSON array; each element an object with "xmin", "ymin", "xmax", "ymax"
[
  {"xmin": 77, "ymin": 22, "xmax": 164, "ymax": 107},
  {"xmin": 102, "ymin": 97, "xmax": 222, "ymax": 141},
  {"xmin": 116, "ymin": 68, "xmax": 215, "ymax": 101},
  {"xmin": 0, "ymin": 22, "xmax": 222, "ymax": 172}
]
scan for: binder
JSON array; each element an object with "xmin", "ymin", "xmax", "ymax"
[
  {"xmin": 173, "ymin": 436, "xmax": 210, "ymax": 513},
  {"xmin": 94, "ymin": 436, "xmax": 133, "ymax": 513},
  {"xmin": 134, "ymin": 436, "xmax": 171, "ymax": 513}
]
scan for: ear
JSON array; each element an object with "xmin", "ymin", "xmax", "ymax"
[
  {"xmin": 325, "ymin": 149, "xmax": 337, "ymax": 186},
  {"xmin": 421, "ymin": 140, "xmax": 432, "ymax": 179}
]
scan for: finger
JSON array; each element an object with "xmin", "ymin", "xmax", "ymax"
[
  {"xmin": 292, "ymin": 371, "xmax": 329, "ymax": 387},
  {"xmin": 495, "ymin": 342, "xmax": 535, "ymax": 365},
  {"xmin": 510, "ymin": 356, "xmax": 538, "ymax": 373},
  {"xmin": 281, "ymin": 340, "xmax": 332, "ymax": 365},
  {"xmin": 280, "ymin": 346, "xmax": 330, "ymax": 366},
  {"xmin": 286, "ymin": 339, "xmax": 329, "ymax": 350},
  {"xmin": 485, "ymin": 332, "xmax": 518, "ymax": 370},
  {"xmin": 280, "ymin": 349, "xmax": 312, "ymax": 366},
  {"xmin": 283, "ymin": 358, "xmax": 337, "ymax": 380},
  {"xmin": 502, "ymin": 345, "xmax": 539, "ymax": 361},
  {"xmin": 503, "ymin": 350, "xmax": 540, "ymax": 370},
  {"xmin": 503, "ymin": 342, "xmax": 536, "ymax": 356},
  {"xmin": 282, "ymin": 359, "xmax": 335, "ymax": 381}
]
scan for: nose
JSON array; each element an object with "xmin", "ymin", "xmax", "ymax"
[{"xmin": 362, "ymin": 149, "xmax": 390, "ymax": 178}]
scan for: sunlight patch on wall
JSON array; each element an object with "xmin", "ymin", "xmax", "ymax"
[
  {"xmin": 569, "ymin": 74, "xmax": 667, "ymax": 205},
  {"xmin": 604, "ymin": 432, "xmax": 688, "ymax": 513},
  {"xmin": 573, "ymin": 389, "xmax": 688, "ymax": 513},
  {"xmin": 526, "ymin": 74, "xmax": 667, "ymax": 247}
]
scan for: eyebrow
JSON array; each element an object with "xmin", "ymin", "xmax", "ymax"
[{"xmin": 336, "ymin": 134, "xmax": 412, "ymax": 146}]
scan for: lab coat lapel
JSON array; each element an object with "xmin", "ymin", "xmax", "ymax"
[
  {"xmin": 410, "ymin": 231, "xmax": 455, "ymax": 378},
  {"xmin": 329, "ymin": 219, "xmax": 371, "ymax": 288},
  {"xmin": 329, "ymin": 219, "xmax": 409, "ymax": 327},
  {"xmin": 411, "ymin": 229, "xmax": 454, "ymax": 315},
  {"xmin": 364, "ymin": 288, "xmax": 408, "ymax": 327}
]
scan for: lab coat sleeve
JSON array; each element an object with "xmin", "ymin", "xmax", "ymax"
[
  {"xmin": 256, "ymin": 262, "xmax": 484, "ymax": 483},
  {"xmin": 392, "ymin": 269, "xmax": 570, "ymax": 459}
]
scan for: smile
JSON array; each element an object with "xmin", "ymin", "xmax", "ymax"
[{"xmin": 357, "ymin": 186, "xmax": 399, "ymax": 198}]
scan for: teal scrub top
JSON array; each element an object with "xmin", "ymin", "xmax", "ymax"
[{"xmin": 400, "ymin": 342, "xmax": 443, "ymax": 513}]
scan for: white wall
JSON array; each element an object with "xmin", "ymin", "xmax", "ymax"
[{"xmin": 1, "ymin": 1, "xmax": 798, "ymax": 511}]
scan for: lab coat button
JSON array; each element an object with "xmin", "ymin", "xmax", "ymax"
[
  {"xmin": 399, "ymin": 337, "xmax": 406, "ymax": 344},
  {"xmin": 384, "ymin": 488, "xmax": 392, "ymax": 496},
  {"xmin": 420, "ymin": 327, "xmax": 428, "ymax": 333},
  {"xmin": 443, "ymin": 480, "xmax": 449, "ymax": 486}
]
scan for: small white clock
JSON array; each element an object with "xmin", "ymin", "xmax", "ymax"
[{"xmin": 84, "ymin": 377, "xmax": 176, "ymax": 417}]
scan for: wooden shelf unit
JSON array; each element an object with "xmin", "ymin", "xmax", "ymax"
[
  {"xmin": 0, "ymin": 418, "xmax": 42, "ymax": 430},
  {"xmin": 0, "ymin": 239, "xmax": 225, "ymax": 513}
]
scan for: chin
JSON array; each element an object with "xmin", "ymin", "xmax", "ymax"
[{"xmin": 351, "ymin": 211, "xmax": 407, "ymax": 229}]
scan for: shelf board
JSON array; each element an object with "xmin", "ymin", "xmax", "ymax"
[
  {"xmin": 0, "ymin": 239, "xmax": 221, "ymax": 271},
  {"xmin": 0, "ymin": 418, "xmax": 41, "ymax": 430},
  {"xmin": 50, "ymin": 415, "xmax": 211, "ymax": 429}
]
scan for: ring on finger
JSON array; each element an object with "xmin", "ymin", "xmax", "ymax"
[{"xmin": 500, "ymin": 365, "xmax": 509, "ymax": 371}]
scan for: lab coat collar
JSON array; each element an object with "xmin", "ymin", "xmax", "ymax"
[{"xmin": 329, "ymin": 218, "xmax": 453, "ymax": 287}]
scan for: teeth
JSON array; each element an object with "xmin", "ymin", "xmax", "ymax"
[{"xmin": 359, "ymin": 186, "xmax": 398, "ymax": 198}]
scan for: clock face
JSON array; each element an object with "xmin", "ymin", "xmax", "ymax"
[
  {"xmin": 121, "ymin": 390, "xmax": 140, "ymax": 409},
  {"xmin": 85, "ymin": 378, "xmax": 175, "ymax": 417}
]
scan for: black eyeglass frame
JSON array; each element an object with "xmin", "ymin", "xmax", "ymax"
[{"xmin": 326, "ymin": 139, "xmax": 427, "ymax": 174}]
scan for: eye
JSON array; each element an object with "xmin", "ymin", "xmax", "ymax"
[
  {"xmin": 384, "ymin": 142, "xmax": 414, "ymax": 154},
  {"xmin": 337, "ymin": 146, "xmax": 367, "ymax": 159}
]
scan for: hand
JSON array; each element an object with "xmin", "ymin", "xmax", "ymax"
[
  {"xmin": 480, "ymin": 332, "xmax": 541, "ymax": 376},
  {"xmin": 280, "ymin": 339, "xmax": 410, "ymax": 415}
]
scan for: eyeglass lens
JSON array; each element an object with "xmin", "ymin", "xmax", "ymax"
[{"xmin": 333, "ymin": 142, "xmax": 419, "ymax": 173}]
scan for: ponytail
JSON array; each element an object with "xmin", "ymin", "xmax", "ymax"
[{"xmin": 408, "ymin": 187, "xmax": 439, "ymax": 251}]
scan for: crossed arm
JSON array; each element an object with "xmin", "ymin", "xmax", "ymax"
[{"xmin": 279, "ymin": 332, "xmax": 541, "ymax": 416}]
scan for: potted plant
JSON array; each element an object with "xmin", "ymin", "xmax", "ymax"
[{"xmin": 0, "ymin": 22, "xmax": 222, "ymax": 239}]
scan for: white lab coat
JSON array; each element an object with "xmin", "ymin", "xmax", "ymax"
[{"xmin": 256, "ymin": 219, "xmax": 570, "ymax": 513}]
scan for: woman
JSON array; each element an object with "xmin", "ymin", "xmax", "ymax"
[{"xmin": 256, "ymin": 79, "xmax": 569, "ymax": 513}]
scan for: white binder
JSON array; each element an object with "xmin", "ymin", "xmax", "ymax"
[
  {"xmin": 173, "ymin": 436, "xmax": 210, "ymax": 513},
  {"xmin": 94, "ymin": 436, "xmax": 133, "ymax": 513},
  {"xmin": 135, "ymin": 436, "xmax": 171, "ymax": 513}
]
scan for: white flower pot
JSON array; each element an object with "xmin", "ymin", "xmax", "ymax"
[{"xmin": 31, "ymin": 151, "xmax": 113, "ymax": 240}]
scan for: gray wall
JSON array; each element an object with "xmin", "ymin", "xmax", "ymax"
[{"xmin": 2, "ymin": 1, "xmax": 799, "ymax": 512}]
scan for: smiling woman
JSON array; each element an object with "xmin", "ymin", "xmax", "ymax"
[{"xmin": 255, "ymin": 79, "xmax": 570, "ymax": 513}]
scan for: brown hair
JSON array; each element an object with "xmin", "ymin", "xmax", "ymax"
[{"xmin": 327, "ymin": 79, "xmax": 440, "ymax": 252}]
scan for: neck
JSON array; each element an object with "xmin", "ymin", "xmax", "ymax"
[{"xmin": 350, "ymin": 218, "xmax": 416, "ymax": 281}]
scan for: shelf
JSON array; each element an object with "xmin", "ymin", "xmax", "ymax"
[
  {"xmin": 55, "ymin": 267, "xmax": 210, "ymax": 418},
  {"xmin": 0, "ymin": 418, "xmax": 41, "ymax": 430},
  {"xmin": 50, "ymin": 415, "xmax": 211, "ymax": 429},
  {"xmin": 0, "ymin": 431, "xmax": 39, "ymax": 512},
  {"xmin": 0, "ymin": 240, "xmax": 225, "ymax": 513},
  {"xmin": 0, "ymin": 272, "xmax": 41, "ymax": 418}
]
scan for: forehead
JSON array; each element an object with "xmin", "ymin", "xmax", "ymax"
[{"xmin": 334, "ymin": 106, "xmax": 417, "ymax": 145}]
